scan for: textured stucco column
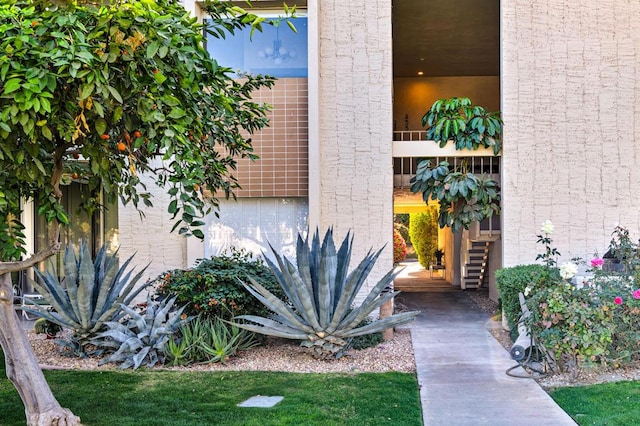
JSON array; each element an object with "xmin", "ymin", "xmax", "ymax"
[
  {"xmin": 501, "ymin": 0, "xmax": 640, "ymax": 267},
  {"xmin": 309, "ymin": 0, "xmax": 394, "ymax": 303},
  {"xmin": 118, "ymin": 170, "xmax": 189, "ymax": 285}
]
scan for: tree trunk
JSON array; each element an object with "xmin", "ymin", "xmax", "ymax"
[{"xmin": 0, "ymin": 273, "xmax": 81, "ymax": 426}]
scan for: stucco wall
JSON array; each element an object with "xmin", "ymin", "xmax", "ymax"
[
  {"xmin": 501, "ymin": 0, "xmax": 640, "ymax": 267},
  {"xmin": 118, "ymin": 170, "xmax": 189, "ymax": 285},
  {"xmin": 311, "ymin": 0, "xmax": 394, "ymax": 296}
]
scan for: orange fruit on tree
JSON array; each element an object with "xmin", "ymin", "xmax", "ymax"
[
  {"xmin": 133, "ymin": 130, "xmax": 142, "ymax": 138},
  {"xmin": 100, "ymin": 134, "xmax": 110, "ymax": 140},
  {"xmin": 117, "ymin": 142, "xmax": 126, "ymax": 152},
  {"xmin": 72, "ymin": 172, "xmax": 78, "ymax": 179}
]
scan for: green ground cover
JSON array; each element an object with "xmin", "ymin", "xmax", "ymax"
[
  {"xmin": 0, "ymin": 352, "xmax": 421, "ymax": 425},
  {"xmin": 550, "ymin": 380, "xmax": 640, "ymax": 425}
]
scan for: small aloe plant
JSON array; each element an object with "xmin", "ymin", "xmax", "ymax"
[
  {"xmin": 235, "ymin": 228, "xmax": 420, "ymax": 359},
  {"xmin": 26, "ymin": 241, "xmax": 149, "ymax": 351}
]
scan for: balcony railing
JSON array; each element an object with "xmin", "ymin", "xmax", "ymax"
[
  {"xmin": 393, "ymin": 156, "xmax": 500, "ymax": 188},
  {"xmin": 393, "ymin": 130, "xmax": 427, "ymax": 141},
  {"xmin": 392, "ymin": 131, "xmax": 499, "ymax": 158}
]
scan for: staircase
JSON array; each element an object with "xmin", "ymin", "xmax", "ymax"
[{"xmin": 461, "ymin": 241, "xmax": 490, "ymax": 290}]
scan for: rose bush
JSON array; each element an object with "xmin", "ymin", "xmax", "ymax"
[{"xmin": 518, "ymin": 223, "xmax": 640, "ymax": 374}]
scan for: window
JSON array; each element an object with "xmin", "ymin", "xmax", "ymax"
[
  {"xmin": 34, "ymin": 182, "xmax": 118, "ymax": 275},
  {"xmin": 205, "ymin": 16, "xmax": 308, "ymax": 78}
]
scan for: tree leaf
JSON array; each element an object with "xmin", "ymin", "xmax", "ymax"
[
  {"xmin": 146, "ymin": 41, "xmax": 159, "ymax": 58},
  {"xmin": 3, "ymin": 78, "xmax": 21, "ymax": 94},
  {"xmin": 107, "ymin": 85, "xmax": 123, "ymax": 103},
  {"xmin": 95, "ymin": 118, "xmax": 107, "ymax": 135}
]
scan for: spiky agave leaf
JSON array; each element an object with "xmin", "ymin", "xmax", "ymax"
[
  {"xmin": 94, "ymin": 295, "xmax": 186, "ymax": 370},
  {"xmin": 26, "ymin": 241, "xmax": 149, "ymax": 352},
  {"xmin": 236, "ymin": 228, "xmax": 420, "ymax": 359},
  {"xmin": 240, "ymin": 276, "xmax": 314, "ymax": 334}
]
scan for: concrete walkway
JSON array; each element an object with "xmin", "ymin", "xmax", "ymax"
[{"xmin": 398, "ymin": 292, "xmax": 576, "ymax": 425}]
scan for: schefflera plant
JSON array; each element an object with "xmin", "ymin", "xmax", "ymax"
[{"xmin": 235, "ymin": 228, "xmax": 420, "ymax": 360}]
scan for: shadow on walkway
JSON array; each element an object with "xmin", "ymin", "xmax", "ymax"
[{"xmin": 397, "ymin": 292, "xmax": 576, "ymax": 425}]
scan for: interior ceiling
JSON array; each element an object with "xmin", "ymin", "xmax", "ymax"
[{"xmin": 392, "ymin": 0, "xmax": 500, "ymax": 78}]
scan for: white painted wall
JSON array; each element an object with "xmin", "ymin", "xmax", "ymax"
[{"xmin": 501, "ymin": 0, "xmax": 640, "ymax": 267}]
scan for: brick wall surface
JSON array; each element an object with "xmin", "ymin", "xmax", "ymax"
[
  {"xmin": 316, "ymin": 0, "xmax": 394, "ymax": 296},
  {"xmin": 501, "ymin": 0, "xmax": 640, "ymax": 266},
  {"xmin": 234, "ymin": 78, "xmax": 309, "ymax": 197}
]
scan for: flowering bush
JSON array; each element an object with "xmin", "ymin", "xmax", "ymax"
[
  {"xmin": 393, "ymin": 229, "xmax": 407, "ymax": 264},
  {"xmin": 153, "ymin": 248, "xmax": 286, "ymax": 320},
  {"xmin": 522, "ymin": 222, "xmax": 640, "ymax": 373}
]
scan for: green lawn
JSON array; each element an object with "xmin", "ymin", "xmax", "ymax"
[
  {"xmin": 550, "ymin": 380, "xmax": 640, "ymax": 425},
  {"xmin": 0, "ymin": 352, "xmax": 421, "ymax": 425}
]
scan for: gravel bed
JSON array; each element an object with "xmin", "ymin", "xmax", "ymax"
[{"xmin": 28, "ymin": 328, "xmax": 416, "ymax": 374}]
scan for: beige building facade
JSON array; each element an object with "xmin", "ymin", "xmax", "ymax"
[{"xmin": 111, "ymin": 0, "xmax": 640, "ymax": 303}]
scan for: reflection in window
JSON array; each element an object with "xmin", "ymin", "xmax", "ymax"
[{"xmin": 206, "ymin": 17, "xmax": 308, "ymax": 78}]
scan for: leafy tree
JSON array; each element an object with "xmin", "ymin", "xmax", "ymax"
[{"xmin": 0, "ymin": 0, "xmax": 292, "ymax": 424}]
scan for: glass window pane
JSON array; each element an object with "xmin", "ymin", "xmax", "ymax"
[{"xmin": 206, "ymin": 17, "xmax": 308, "ymax": 78}]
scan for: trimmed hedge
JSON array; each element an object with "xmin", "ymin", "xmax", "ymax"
[
  {"xmin": 409, "ymin": 209, "xmax": 438, "ymax": 268},
  {"xmin": 495, "ymin": 264, "xmax": 559, "ymax": 328}
]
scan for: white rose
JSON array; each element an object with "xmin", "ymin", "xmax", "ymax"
[
  {"xmin": 559, "ymin": 262, "xmax": 578, "ymax": 280},
  {"xmin": 524, "ymin": 286, "xmax": 532, "ymax": 297},
  {"xmin": 541, "ymin": 220, "xmax": 554, "ymax": 235}
]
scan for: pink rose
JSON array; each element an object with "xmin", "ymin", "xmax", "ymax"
[
  {"xmin": 633, "ymin": 289, "xmax": 640, "ymax": 300},
  {"xmin": 590, "ymin": 258, "xmax": 604, "ymax": 268},
  {"xmin": 614, "ymin": 296, "xmax": 623, "ymax": 305}
]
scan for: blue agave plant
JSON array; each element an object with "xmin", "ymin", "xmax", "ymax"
[{"xmin": 235, "ymin": 228, "xmax": 420, "ymax": 359}]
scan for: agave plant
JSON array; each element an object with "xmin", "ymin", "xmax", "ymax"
[
  {"xmin": 26, "ymin": 241, "xmax": 149, "ymax": 351},
  {"xmin": 235, "ymin": 228, "xmax": 420, "ymax": 359},
  {"xmin": 93, "ymin": 294, "xmax": 186, "ymax": 369}
]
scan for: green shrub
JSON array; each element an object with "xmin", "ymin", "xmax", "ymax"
[
  {"xmin": 528, "ymin": 283, "xmax": 614, "ymax": 371},
  {"xmin": 521, "ymin": 225, "xmax": 640, "ymax": 374},
  {"xmin": 409, "ymin": 209, "xmax": 438, "ymax": 268},
  {"xmin": 349, "ymin": 332, "xmax": 383, "ymax": 350},
  {"xmin": 153, "ymin": 248, "xmax": 286, "ymax": 320},
  {"xmin": 495, "ymin": 264, "xmax": 558, "ymax": 328}
]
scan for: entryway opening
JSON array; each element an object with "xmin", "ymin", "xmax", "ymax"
[{"xmin": 391, "ymin": 0, "xmax": 502, "ymax": 298}]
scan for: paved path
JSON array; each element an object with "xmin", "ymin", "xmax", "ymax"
[{"xmin": 398, "ymin": 292, "xmax": 577, "ymax": 426}]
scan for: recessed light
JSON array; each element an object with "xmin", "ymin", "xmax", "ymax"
[{"xmin": 417, "ymin": 71, "xmax": 424, "ymax": 76}]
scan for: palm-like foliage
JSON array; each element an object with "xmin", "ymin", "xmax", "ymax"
[
  {"xmin": 235, "ymin": 228, "xmax": 419, "ymax": 359},
  {"xmin": 26, "ymin": 241, "xmax": 149, "ymax": 349}
]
